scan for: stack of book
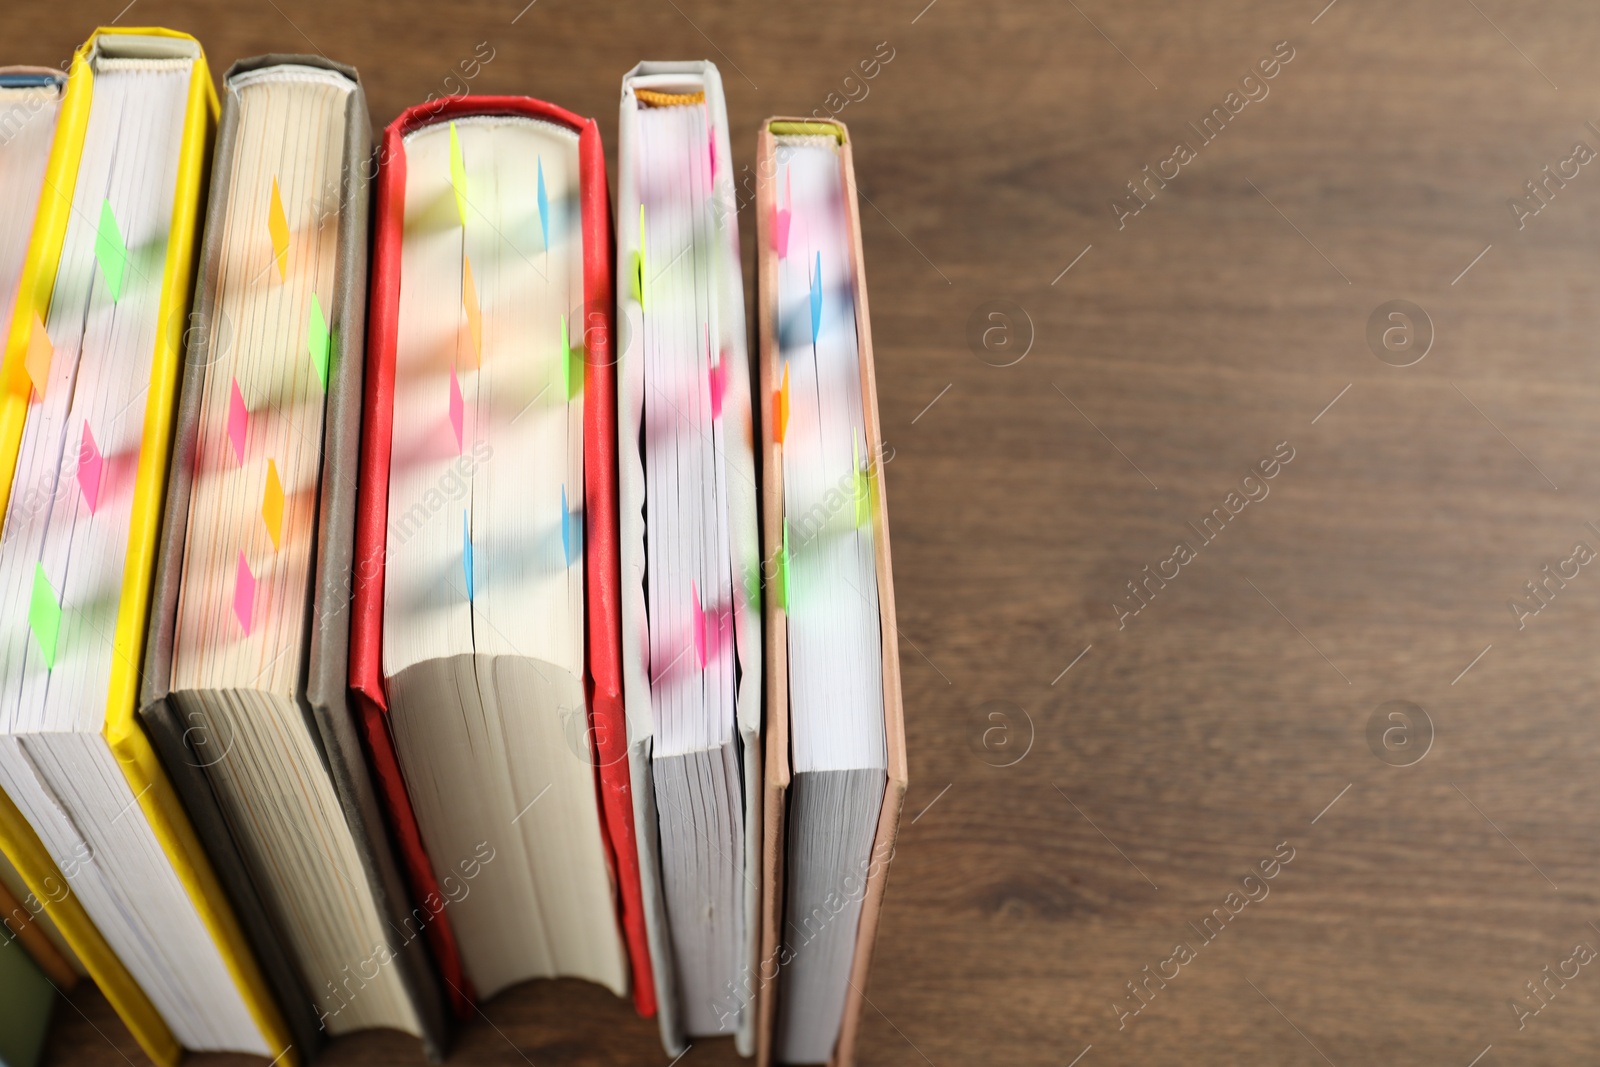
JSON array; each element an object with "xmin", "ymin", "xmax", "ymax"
[{"xmin": 0, "ymin": 26, "xmax": 905, "ymax": 1067}]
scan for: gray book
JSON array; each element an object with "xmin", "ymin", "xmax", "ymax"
[{"xmin": 138, "ymin": 55, "xmax": 449, "ymax": 1062}]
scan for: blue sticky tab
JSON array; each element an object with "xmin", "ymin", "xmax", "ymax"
[
  {"xmin": 537, "ymin": 158, "xmax": 549, "ymax": 251},
  {"xmin": 462, "ymin": 510, "xmax": 474, "ymax": 601},
  {"xmin": 561, "ymin": 484, "xmax": 572, "ymax": 566},
  {"xmin": 810, "ymin": 252, "xmax": 822, "ymax": 345}
]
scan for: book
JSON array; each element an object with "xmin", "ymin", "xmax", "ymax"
[
  {"xmin": 350, "ymin": 94, "xmax": 656, "ymax": 1016},
  {"xmin": 137, "ymin": 56, "xmax": 452, "ymax": 1060},
  {"xmin": 0, "ymin": 27, "xmax": 291, "ymax": 1066},
  {"xmin": 0, "ymin": 72, "xmax": 80, "ymax": 1011},
  {"xmin": 0, "ymin": 67, "xmax": 66, "ymax": 465},
  {"xmin": 0, "ymin": 926, "xmax": 53, "ymax": 1067},
  {"xmin": 615, "ymin": 61, "xmax": 761, "ymax": 1057},
  {"xmin": 0, "ymin": 847, "xmax": 80, "ymax": 990},
  {"xmin": 0, "ymin": 65, "xmax": 97, "ymax": 1001},
  {"xmin": 0, "ymin": 67, "xmax": 75, "ymax": 1000},
  {"xmin": 753, "ymin": 118, "xmax": 907, "ymax": 1067}
]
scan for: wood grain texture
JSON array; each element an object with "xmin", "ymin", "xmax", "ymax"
[{"xmin": 7, "ymin": 0, "xmax": 1600, "ymax": 1064}]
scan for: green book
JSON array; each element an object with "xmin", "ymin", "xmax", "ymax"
[{"xmin": 0, "ymin": 939, "xmax": 53, "ymax": 1067}]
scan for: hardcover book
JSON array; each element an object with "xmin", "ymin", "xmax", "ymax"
[
  {"xmin": 138, "ymin": 55, "xmax": 454, "ymax": 1061},
  {"xmin": 349, "ymin": 94, "xmax": 656, "ymax": 1017},
  {"xmin": 0, "ymin": 28, "xmax": 291, "ymax": 1066},
  {"xmin": 753, "ymin": 117, "xmax": 907, "ymax": 1067}
]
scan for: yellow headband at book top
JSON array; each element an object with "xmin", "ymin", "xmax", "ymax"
[{"xmin": 0, "ymin": 27, "xmax": 294, "ymax": 1067}]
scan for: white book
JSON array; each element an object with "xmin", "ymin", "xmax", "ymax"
[
  {"xmin": 616, "ymin": 61, "xmax": 763, "ymax": 1057},
  {"xmin": 755, "ymin": 117, "xmax": 905, "ymax": 1067}
]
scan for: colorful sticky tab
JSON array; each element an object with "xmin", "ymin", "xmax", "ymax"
[
  {"xmin": 773, "ymin": 171, "xmax": 792, "ymax": 258},
  {"xmin": 774, "ymin": 364, "xmax": 790, "ymax": 445},
  {"xmin": 853, "ymin": 437, "xmax": 869, "ymax": 528},
  {"xmin": 708, "ymin": 130, "xmax": 717, "ymax": 184},
  {"xmin": 631, "ymin": 203, "xmax": 647, "ymax": 309},
  {"xmin": 263, "ymin": 459, "xmax": 284, "ymax": 552},
  {"xmin": 463, "ymin": 256, "xmax": 482, "ymax": 363},
  {"xmin": 228, "ymin": 378, "xmax": 248, "ymax": 464},
  {"xmin": 780, "ymin": 523, "xmax": 791, "ymax": 611},
  {"xmin": 707, "ymin": 329, "xmax": 724, "ymax": 421},
  {"xmin": 78, "ymin": 423, "xmax": 102, "ymax": 513},
  {"xmin": 561, "ymin": 484, "xmax": 574, "ymax": 567},
  {"xmin": 560, "ymin": 314, "xmax": 571, "ymax": 401},
  {"xmin": 95, "ymin": 199, "xmax": 127, "ymax": 302},
  {"xmin": 269, "ymin": 177, "xmax": 290, "ymax": 282},
  {"xmin": 24, "ymin": 312, "xmax": 51, "ymax": 398},
  {"xmin": 692, "ymin": 581, "xmax": 706, "ymax": 670},
  {"xmin": 450, "ymin": 365, "xmax": 464, "ymax": 452},
  {"xmin": 449, "ymin": 121, "xmax": 468, "ymax": 227},
  {"xmin": 462, "ymin": 510, "xmax": 474, "ymax": 600},
  {"xmin": 308, "ymin": 293, "xmax": 330, "ymax": 390},
  {"xmin": 28, "ymin": 563, "xmax": 59, "ymax": 669},
  {"xmin": 537, "ymin": 157, "xmax": 549, "ymax": 250},
  {"xmin": 810, "ymin": 252, "xmax": 823, "ymax": 345},
  {"xmin": 234, "ymin": 552, "xmax": 255, "ymax": 635},
  {"xmin": 569, "ymin": 313, "xmax": 583, "ymax": 399}
]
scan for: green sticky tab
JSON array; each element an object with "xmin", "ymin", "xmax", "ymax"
[
  {"xmin": 633, "ymin": 203, "xmax": 646, "ymax": 309},
  {"xmin": 780, "ymin": 523, "xmax": 791, "ymax": 612},
  {"xmin": 95, "ymin": 199, "xmax": 127, "ymax": 302},
  {"xmin": 560, "ymin": 313, "xmax": 570, "ymax": 400},
  {"xmin": 28, "ymin": 563, "xmax": 59, "ymax": 669},
  {"xmin": 449, "ymin": 121, "xmax": 468, "ymax": 227},
  {"xmin": 309, "ymin": 293, "xmax": 330, "ymax": 390}
]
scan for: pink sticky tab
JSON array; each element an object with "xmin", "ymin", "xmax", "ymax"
[
  {"xmin": 450, "ymin": 365, "xmax": 464, "ymax": 452},
  {"xmin": 773, "ymin": 171, "xmax": 792, "ymax": 258},
  {"xmin": 708, "ymin": 130, "xmax": 717, "ymax": 184},
  {"xmin": 773, "ymin": 205, "xmax": 792, "ymax": 259},
  {"xmin": 77, "ymin": 423, "xmax": 102, "ymax": 513},
  {"xmin": 234, "ymin": 552, "xmax": 255, "ymax": 635},
  {"xmin": 708, "ymin": 334, "xmax": 725, "ymax": 421},
  {"xmin": 692, "ymin": 581, "xmax": 707, "ymax": 670},
  {"xmin": 228, "ymin": 379, "xmax": 247, "ymax": 464}
]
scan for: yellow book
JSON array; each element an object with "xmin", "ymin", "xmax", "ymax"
[{"xmin": 0, "ymin": 28, "xmax": 291, "ymax": 1067}]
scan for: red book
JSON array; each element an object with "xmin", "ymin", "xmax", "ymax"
[{"xmin": 349, "ymin": 95, "xmax": 656, "ymax": 1019}]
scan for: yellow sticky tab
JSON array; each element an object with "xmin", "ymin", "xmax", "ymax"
[
  {"xmin": 463, "ymin": 255, "xmax": 481, "ymax": 364},
  {"xmin": 450, "ymin": 122, "xmax": 468, "ymax": 228},
  {"xmin": 262, "ymin": 459, "xmax": 284, "ymax": 552},
  {"xmin": 24, "ymin": 312, "xmax": 51, "ymax": 398},
  {"xmin": 268, "ymin": 177, "xmax": 289, "ymax": 282}
]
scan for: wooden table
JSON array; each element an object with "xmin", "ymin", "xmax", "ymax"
[{"xmin": 10, "ymin": 0, "xmax": 1600, "ymax": 1063}]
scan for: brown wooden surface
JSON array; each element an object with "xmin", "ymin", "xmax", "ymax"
[{"xmin": 9, "ymin": 0, "xmax": 1600, "ymax": 1063}]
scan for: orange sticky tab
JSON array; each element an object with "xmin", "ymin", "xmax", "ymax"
[
  {"xmin": 774, "ymin": 364, "xmax": 790, "ymax": 444},
  {"xmin": 262, "ymin": 458, "xmax": 284, "ymax": 552},
  {"xmin": 269, "ymin": 177, "xmax": 289, "ymax": 282},
  {"xmin": 24, "ymin": 312, "xmax": 51, "ymax": 398},
  {"xmin": 463, "ymin": 255, "xmax": 482, "ymax": 364}
]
